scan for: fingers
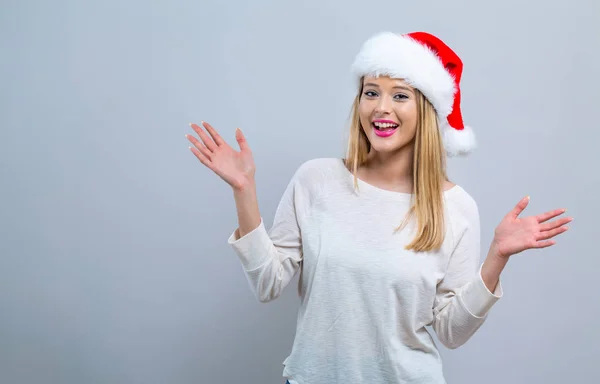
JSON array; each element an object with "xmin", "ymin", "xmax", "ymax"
[
  {"xmin": 189, "ymin": 122, "xmax": 218, "ymax": 152},
  {"xmin": 532, "ymin": 240, "xmax": 556, "ymax": 249},
  {"xmin": 536, "ymin": 225, "xmax": 569, "ymax": 241},
  {"xmin": 540, "ymin": 216, "xmax": 573, "ymax": 232},
  {"xmin": 202, "ymin": 121, "xmax": 225, "ymax": 146},
  {"xmin": 189, "ymin": 145, "xmax": 211, "ymax": 166},
  {"xmin": 510, "ymin": 196, "xmax": 530, "ymax": 218},
  {"xmin": 235, "ymin": 128, "xmax": 249, "ymax": 151},
  {"xmin": 537, "ymin": 208, "xmax": 567, "ymax": 223},
  {"xmin": 185, "ymin": 133, "xmax": 213, "ymax": 160}
]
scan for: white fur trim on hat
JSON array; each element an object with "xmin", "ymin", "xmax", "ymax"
[
  {"xmin": 442, "ymin": 124, "xmax": 476, "ymax": 157},
  {"xmin": 351, "ymin": 32, "xmax": 456, "ymax": 122}
]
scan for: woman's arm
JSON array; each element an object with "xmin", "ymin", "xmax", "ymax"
[
  {"xmin": 480, "ymin": 247, "xmax": 509, "ymax": 293},
  {"xmin": 232, "ymin": 180, "xmax": 262, "ymax": 239},
  {"xmin": 186, "ymin": 121, "xmax": 304, "ymax": 303}
]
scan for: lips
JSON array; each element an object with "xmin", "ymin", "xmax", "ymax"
[
  {"xmin": 372, "ymin": 120, "xmax": 399, "ymax": 131},
  {"xmin": 372, "ymin": 125, "xmax": 398, "ymax": 138}
]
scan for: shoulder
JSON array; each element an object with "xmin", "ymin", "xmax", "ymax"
[
  {"xmin": 292, "ymin": 157, "xmax": 343, "ymax": 183},
  {"xmin": 286, "ymin": 157, "xmax": 344, "ymax": 205},
  {"xmin": 445, "ymin": 183, "xmax": 479, "ymax": 221},
  {"xmin": 295, "ymin": 157, "xmax": 342, "ymax": 173},
  {"xmin": 282, "ymin": 158, "xmax": 342, "ymax": 213}
]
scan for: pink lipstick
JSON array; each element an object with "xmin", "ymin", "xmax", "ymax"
[{"xmin": 372, "ymin": 119, "xmax": 399, "ymax": 138}]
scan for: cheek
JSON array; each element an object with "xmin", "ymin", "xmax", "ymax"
[
  {"xmin": 397, "ymin": 105, "xmax": 417, "ymax": 124},
  {"xmin": 405, "ymin": 122, "xmax": 417, "ymax": 140},
  {"xmin": 405, "ymin": 119, "xmax": 418, "ymax": 139},
  {"xmin": 358, "ymin": 103, "xmax": 372, "ymax": 126},
  {"xmin": 395, "ymin": 105, "xmax": 418, "ymax": 137}
]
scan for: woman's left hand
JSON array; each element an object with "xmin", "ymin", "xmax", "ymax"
[{"xmin": 491, "ymin": 196, "xmax": 572, "ymax": 259}]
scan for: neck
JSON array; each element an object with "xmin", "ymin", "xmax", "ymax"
[{"xmin": 361, "ymin": 145, "xmax": 414, "ymax": 192}]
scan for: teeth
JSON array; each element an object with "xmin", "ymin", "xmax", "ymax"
[{"xmin": 373, "ymin": 122, "xmax": 398, "ymax": 129}]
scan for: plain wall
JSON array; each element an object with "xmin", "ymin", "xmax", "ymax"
[{"xmin": 1, "ymin": 0, "xmax": 599, "ymax": 383}]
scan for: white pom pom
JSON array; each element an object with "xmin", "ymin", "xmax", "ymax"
[{"xmin": 442, "ymin": 125, "xmax": 476, "ymax": 157}]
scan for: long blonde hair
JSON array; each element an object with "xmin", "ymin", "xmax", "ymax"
[
  {"xmin": 344, "ymin": 79, "xmax": 449, "ymax": 252},
  {"xmin": 297, "ymin": 79, "xmax": 449, "ymax": 297}
]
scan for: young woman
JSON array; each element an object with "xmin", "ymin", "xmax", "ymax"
[{"xmin": 186, "ymin": 31, "xmax": 571, "ymax": 384}]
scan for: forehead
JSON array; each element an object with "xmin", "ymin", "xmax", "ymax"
[{"xmin": 362, "ymin": 76, "xmax": 412, "ymax": 89}]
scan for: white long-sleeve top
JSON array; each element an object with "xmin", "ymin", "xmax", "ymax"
[{"xmin": 227, "ymin": 158, "xmax": 503, "ymax": 384}]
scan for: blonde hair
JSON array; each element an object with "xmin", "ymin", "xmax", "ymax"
[{"xmin": 344, "ymin": 78, "xmax": 449, "ymax": 252}]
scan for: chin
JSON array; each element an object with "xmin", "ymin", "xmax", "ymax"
[
  {"xmin": 369, "ymin": 142, "xmax": 406, "ymax": 154},
  {"xmin": 368, "ymin": 135, "xmax": 411, "ymax": 152}
]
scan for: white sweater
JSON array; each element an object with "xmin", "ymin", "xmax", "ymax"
[{"xmin": 227, "ymin": 158, "xmax": 503, "ymax": 384}]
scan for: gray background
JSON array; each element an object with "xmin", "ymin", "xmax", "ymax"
[{"xmin": 1, "ymin": 0, "xmax": 599, "ymax": 383}]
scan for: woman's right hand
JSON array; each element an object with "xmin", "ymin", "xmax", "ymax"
[{"xmin": 186, "ymin": 121, "xmax": 256, "ymax": 191}]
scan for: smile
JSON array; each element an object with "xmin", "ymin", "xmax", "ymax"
[{"xmin": 372, "ymin": 120, "xmax": 399, "ymax": 137}]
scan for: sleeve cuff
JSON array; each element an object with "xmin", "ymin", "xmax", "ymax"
[
  {"xmin": 459, "ymin": 264, "xmax": 503, "ymax": 318},
  {"xmin": 227, "ymin": 218, "xmax": 273, "ymax": 271}
]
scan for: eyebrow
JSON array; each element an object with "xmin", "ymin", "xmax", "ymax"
[{"xmin": 363, "ymin": 83, "xmax": 413, "ymax": 92}]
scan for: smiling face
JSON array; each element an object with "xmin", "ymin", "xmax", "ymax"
[{"xmin": 358, "ymin": 76, "xmax": 418, "ymax": 155}]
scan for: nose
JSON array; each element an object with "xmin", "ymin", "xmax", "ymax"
[{"xmin": 374, "ymin": 95, "xmax": 392, "ymax": 115}]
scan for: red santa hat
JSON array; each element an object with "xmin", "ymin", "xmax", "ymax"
[{"xmin": 351, "ymin": 31, "xmax": 476, "ymax": 157}]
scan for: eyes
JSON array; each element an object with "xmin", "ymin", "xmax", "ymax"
[{"xmin": 363, "ymin": 90, "xmax": 409, "ymax": 100}]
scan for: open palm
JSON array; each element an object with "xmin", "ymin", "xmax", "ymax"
[
  {"xmin": 492, "ymin": 196, "xmax": 572, "ymax": 258},
  {"xmin": 186, "ymin": 122, "xmax": 255, "ymax": 190}
]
